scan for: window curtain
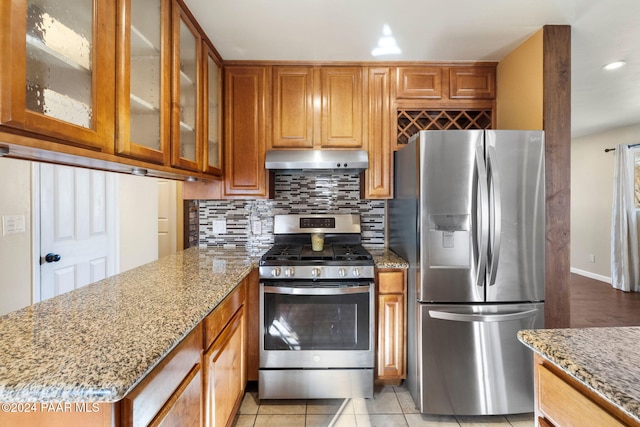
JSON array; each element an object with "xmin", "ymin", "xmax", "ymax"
[{"xmin": 611, "ymin": 144, "xmax": 640, "ymax": 292}]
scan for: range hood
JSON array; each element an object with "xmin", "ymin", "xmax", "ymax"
[{"xmin": 265, "ymin": 149, "xmax": 368, "ymax": 173}]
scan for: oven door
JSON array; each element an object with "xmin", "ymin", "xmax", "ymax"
[{"xmin": 260, "ymin": 281, "xmax": 375, "ymax": 369}]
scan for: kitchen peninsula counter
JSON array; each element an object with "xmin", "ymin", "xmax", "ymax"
[
  {"xmin": 0, "ymin": 246, "xmax": 261, "ymax": 403},
  {"xmin": 518, "ymin": 327, "xmax": 640, "ymax": 425}
]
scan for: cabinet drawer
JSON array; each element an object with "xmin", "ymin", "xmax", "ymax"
[
  {"xmin": 204, "ymin": 282, "xmax": 246, "ymax": 350},
  {"xmin": 377, "ymin": 270, "xmax": 405, "ymax": 294},
  {"xmin": 537, "ymin": 364, "xmax": 625, "ymax": 426}
]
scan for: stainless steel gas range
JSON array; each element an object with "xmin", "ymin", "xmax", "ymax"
[{"xmin": 258, "ymin": 214, "xmax": 375, "ymax": 399}]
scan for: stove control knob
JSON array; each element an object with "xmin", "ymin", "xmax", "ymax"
[
  {"xmin": 271, "ymin": 267, "xmax": 281, "ymax": 277},
  {"xmin": 352, "ymin": 267, "xmax": 361, "ymax": 278},
  {"xmin": 311, "ymin": 267, "xmax": 321, "ymax": 278},
  {"xmin": 285, "ymin": 267, "xmax": 295, "ymax": 277},
  {"xmin": 338, "ymin": 268, "xmax": 347, "ymax": 278}
]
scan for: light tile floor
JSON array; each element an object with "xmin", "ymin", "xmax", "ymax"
[{"xmin": 232, "ymin": 383, "xmax": 534, "ymax": 427}]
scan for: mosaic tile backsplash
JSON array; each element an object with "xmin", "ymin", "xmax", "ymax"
[{"xmin": 199, "ymin": 174, "xmax": 385, "ymax": 253}]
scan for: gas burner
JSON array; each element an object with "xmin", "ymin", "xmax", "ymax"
[
  {"xmin": 299, "ymin": 246, "xmax": 334, "ymax": 261},
  {"xmin": 333, "ymin": 244, "xmax": 374, "ymax": 261},
  {"xmin": 261, "ymin": 244, "xmax": 303, "ymax": 261}
]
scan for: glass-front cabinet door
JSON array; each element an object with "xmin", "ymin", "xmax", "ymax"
[
  {"xmin": 202, "ymin": 42, "xmax": 222, "ymax": 176},
  {"xmin": 171, "ymin": 2, "xmax": 201, "ymax": 172},
  {"xmin": 115, "ymin": 0, "xmax": 170, "ymax": 164},
  {"xmin": 0, "ymin": 0, "xmax": 115, "ymax": 150}
]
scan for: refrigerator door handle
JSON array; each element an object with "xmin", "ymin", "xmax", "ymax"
[
  {"xmin": 474, "ymin": 144, "xmax": 489, "ymax": 288},
  {"xmin": 487, "ymin": 145, "xmax": 502, "ymax": 287},
  {"xmin": 428, "ymin": 308, "xmax": 539, "ymax": 323}
]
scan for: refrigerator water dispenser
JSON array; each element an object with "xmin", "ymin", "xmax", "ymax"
[{"xmin": 427, "ymin": 214, "xmax": 470, "ymax": 268}]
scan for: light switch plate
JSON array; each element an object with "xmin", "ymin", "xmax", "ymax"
[
  {"xmin": 2, "ymin": 215, "xmax": 26, "ymax": 235},
  {"xmin": 252, "ymin": 220, "xmax": 262, "ymax": 235}
]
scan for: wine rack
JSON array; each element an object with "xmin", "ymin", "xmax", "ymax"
[{"xmin": 397, "ymin": 109, "xmax": 493, "ymax": 145}]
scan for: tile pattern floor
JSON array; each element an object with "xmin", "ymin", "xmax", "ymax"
[{"xmin": 232, "ymin": 383, "xmax": 534, "ymax": 427}]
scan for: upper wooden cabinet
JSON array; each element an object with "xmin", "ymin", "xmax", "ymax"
[
  {"xmin": 363, "ymin": 67, "xmax": 393, "ymax": 199},
  {"xmin": 271, "ymin": 66, "xmax": 314, "ymax": 149},
  {"xmin": 202, "ymin": 41, "xmax": 223, "ymax": 176},
  {"xmin": 170, "ymin": 1, "xmax": 202, "ymax": 172},
  {"xmin": 270, "ymin": 66, "xmax": 363, "ymax": 149},
  {"xmin": 224, "ymin": 66, "xmax": 270, "ymax": 197},
  {"xmin": 450, "ymin": 66, "xmax": 496, "ymax": 99},
  {"xmin": 0, "ymin": 0, "xmax": 115, "ymax": 151},
  {"xmin": 320, "ymin": 67, "xmax": 363, "ymax": 148},
  {"xmin": 115, "ymin": 0, "xmax": 171, "ymax": 164},
  {"xmin": 396, "ymin": 67, "xmax": 442, "ymax": 99},
  {"xmin": 395, "ymin": 65, "xmax": 496, "ymax": 102}
]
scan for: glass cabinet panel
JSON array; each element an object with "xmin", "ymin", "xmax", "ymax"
[
  {"xmin": 129, "ymin": 0, "xmax": 162, "ymax": 151},
  {"xmin": 1, "ymin": 0, "xmax": 114, "ymax": 149},
  {"xmin": 204, "ymin": 47, "xmax": 221, "ymax": 174},
  {"xmin": 177, "ymin": 19, "xmax": 198, "ymax": 164},
  {"xmin": 171, "ymin": 5, "xmax": 200, "ymax": 171},
  {"xmin": 115, "ymin": 0, "xmax": 168, "ymax": 163},
  {"xmin": 25, "ymin": 0, "xmax": 94, "ymax": 128}
]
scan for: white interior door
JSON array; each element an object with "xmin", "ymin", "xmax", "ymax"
[
  {"xmin": 39, "ymin": 164, "xmax": 117, "ymax": 300},
  {"xmin": 157, "ymin": 179, "xmax": 177, "ymax": 259}
]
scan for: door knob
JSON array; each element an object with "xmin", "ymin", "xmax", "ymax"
[{"xmin": 45, "ymin": 253, "xmax": 61, "ymax": 263}]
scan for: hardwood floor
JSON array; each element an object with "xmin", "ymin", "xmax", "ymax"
[{"xmin": 570, "ymin": 273, "xmax": 640, "ymax": 327}]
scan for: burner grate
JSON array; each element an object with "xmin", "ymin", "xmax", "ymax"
[
  {"xmin": 262, "ymin": 245, "xmax": 303, "ymax": 261},
  {"xmin": 262, "ymin": 243, "xmax": 373, "ymax": 263},
  {"xmin": 332, "ymin": 244, "xmax": 374, "ymax": 261}
]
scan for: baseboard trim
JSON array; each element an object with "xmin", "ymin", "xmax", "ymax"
[{"xmin": 570, "ymin": 267, "xmax": 612, "ymax": 284}]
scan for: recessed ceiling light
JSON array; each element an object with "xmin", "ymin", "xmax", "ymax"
[
  {"xmin": 602, "ymin": 60, "xmax": 626, "ymax": 71},
  {"xmin": 371, "ymin": 24, "xmax": 401, "ymax": 57}
]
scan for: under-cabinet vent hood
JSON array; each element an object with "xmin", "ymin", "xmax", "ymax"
[{"xmin": 265, "ymin": 150, "xmax": 368, "ymax": 173}]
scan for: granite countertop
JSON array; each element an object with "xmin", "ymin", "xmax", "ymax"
[
  {"xmin": 0, "ymin": 245, "xmax": 405, "ymax": 404},
  {"xmin": 367, "ymin": 247, "xmax": 409, "ymax": 269},
  {"xmin": 0, "ymin": 246, "xmax": 261, "ymax": 403},
  {"xmin": 518, "ymin": 327, "xmax": 640, "ymax": 423}
]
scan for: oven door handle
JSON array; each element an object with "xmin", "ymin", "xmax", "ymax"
[{"xmin": 262, "ymin": 285, "xmax": 371, "ymax": 296}]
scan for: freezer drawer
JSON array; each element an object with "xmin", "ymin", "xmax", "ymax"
[{"xmin": 418, "ymin": 302, "xmax": 543, "ymax": 415}]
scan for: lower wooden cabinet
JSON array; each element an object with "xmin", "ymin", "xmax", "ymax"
[
  {"xmin": 533, "ymin": 354, "xmax": 633, "ymax": 426},
  {"xmin": 204, "ymin": 307, "xmax": 245, "ymax": 427},
  {"xmin": 120, "ymin": 323, "xmax": 203, "ymax": 427},
  {"xmin": 149, "ymin": 365, "xmax": 202, "ymax": 427},
  {"xmin": 375, "ymin": 268, "xmax": 406, "ymax": 383}
]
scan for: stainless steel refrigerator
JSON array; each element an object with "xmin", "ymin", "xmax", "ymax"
[{"xmin": 389, "ymin": 130, "xmax": 545, "ymax": 416}]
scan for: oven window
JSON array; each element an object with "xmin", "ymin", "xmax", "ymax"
[{"xmin": 264, "ymin": 293, "xmax": 370, "ymax": 351}]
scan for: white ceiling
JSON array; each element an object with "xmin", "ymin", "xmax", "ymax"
[{"xmin": 184, "ymin": 0, "xmax": 640, "ymax": 138}]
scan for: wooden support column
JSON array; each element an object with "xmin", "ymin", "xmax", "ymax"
[{"xmin": 543, "ymin": 25, "xmax": 571, "ymax": 328}]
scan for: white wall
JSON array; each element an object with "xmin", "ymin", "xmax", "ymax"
[
  {"xmin": 0, "ymin": 158, "xmax": 33, "ymax": 314},
  {"xmin": 118, "ymin": 174, "xmax": 158, "ymax": 272},
  {"xmin": 571, "ymin": 123, "xmax": 640, "ymax": 281}
]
